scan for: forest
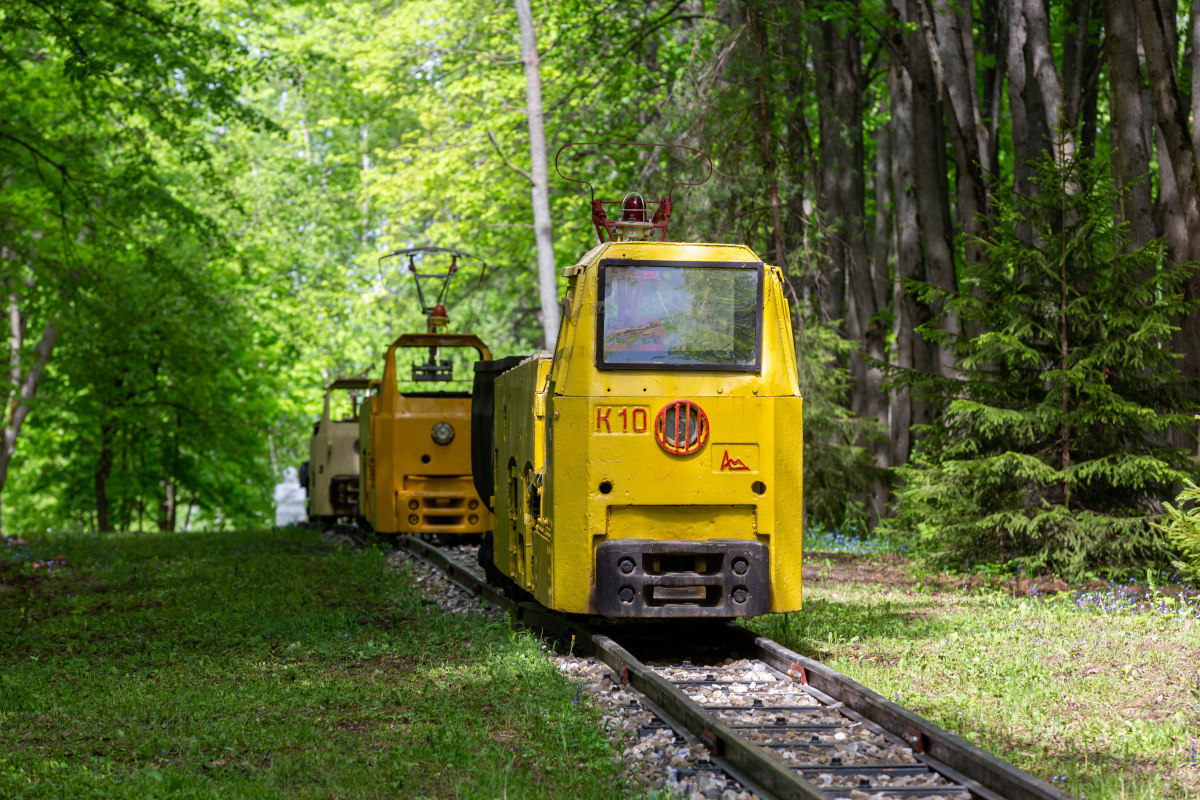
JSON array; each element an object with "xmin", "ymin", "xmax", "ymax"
[{"xmin": 4, "ymin": 0, "xmax": 1200, "ymax": 581}]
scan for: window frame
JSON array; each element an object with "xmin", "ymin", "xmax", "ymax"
[{"xmin": 594, "ymin": 258, "xmax": 765, "ymax": 373}]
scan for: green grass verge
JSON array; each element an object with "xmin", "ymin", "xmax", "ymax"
[
  {"xmin": 751, "ymin": 553, "xmax": 1200, "ymax": 799},
  {"xmin": 0, "ymin": 528, "xmax": 626, "ymax": 799}
]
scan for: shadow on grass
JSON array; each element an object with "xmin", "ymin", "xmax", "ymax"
[
  {"xmin": 0, "ymin": 528, "xmax": 415, "ymax": 663},
  {"xmin": 907, "ymin": 701, "xmax": 1193, "ymax": 799},
  {"xmin": 0, "ymin": 527, "xmax": 627, "ymax": 800},
  {"xmin": 751, "ymin": 596, "xmax": 949, "ymax": 662}
]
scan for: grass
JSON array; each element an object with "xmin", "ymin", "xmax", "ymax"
[
  {"xmin": 0, "ymin": 528, "xmax": 626, "ymax": 799},
  {"xmin": 751, "ymin": 552, "xmax": 1200, "ymax": 799}
]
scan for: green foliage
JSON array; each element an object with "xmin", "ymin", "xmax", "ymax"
[
  {"xmin": 1158, "ymin": 479, "xmax": 1200, "ymax": 582},
  {"xmin": 3, "ymin": 0, "xmax": 750, "ymax": 531},
  {"xmin": 0, "ymin": 0, "xmax": 283, "ymax": 532},
  {"xmin": 11, "ymin": 252, "xmax": 277, "ymax": 532},
  {"xmin": 891, "ymin": 151, "xmax": 1197, "ymax": 579},
  {"xmin": 0, "ymin": 528, "xmax": 627, "ymax": 798}
]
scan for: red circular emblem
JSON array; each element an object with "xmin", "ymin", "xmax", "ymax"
[{"xmin": 654, "ymin": 401, "xmax": 709, "ymax": 455}]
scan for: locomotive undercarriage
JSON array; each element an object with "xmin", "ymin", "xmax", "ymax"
[{"xmin": 594, "ymin": 539, "xmax": 769, "ymax": 618}]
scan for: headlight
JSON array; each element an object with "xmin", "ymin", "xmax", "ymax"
[
  {"xmin": 655, "ymin": 401, "xmax": 708, "ymax": 455},
  {"xmin": 431, "ymin": 421, "xmax": 455, "ymax": 445}
]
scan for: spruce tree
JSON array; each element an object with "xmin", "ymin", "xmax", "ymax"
[
  {"xmin": 1158, "ymin": 474, "xmax": 1200, "ymax": 582},
  {"xmin": 893, "ymin": 152, "xmax": 1197, "ymax": 580}
]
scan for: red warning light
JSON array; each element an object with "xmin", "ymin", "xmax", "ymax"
[{"xmin": 621, "ymin": 193, "xmax": 646, "ymax": 222}]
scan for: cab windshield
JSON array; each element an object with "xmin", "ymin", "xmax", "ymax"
[
  {"xmin": 395, "ymin": 345, "xmax": 479, "ymax": 396},
  {"xmin": 597, "ymin": 261, "xmax": 762, "ymax": 371}
]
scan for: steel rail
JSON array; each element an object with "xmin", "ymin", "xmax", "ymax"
[
  {"xmin": 728, "ymin": 630, "xmax": 1072, "ymax": 800},
  {"xmin": 395, "ymin": 536, "xmax": 1073, "ymax": 800}
]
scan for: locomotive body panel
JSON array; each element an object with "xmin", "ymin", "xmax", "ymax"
[
  {"xmin": 492, "ymin": 356, "xmax": 553, "ymax": 601},
  {"xmin": 309, "ymin": 420, "xmax": 361, "ymax": 519}
]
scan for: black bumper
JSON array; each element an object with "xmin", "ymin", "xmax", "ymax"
[{"xmin": 594, "ymin": 539, "xmax": 769, "ymax": 618}]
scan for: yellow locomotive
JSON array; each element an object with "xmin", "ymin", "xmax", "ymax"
[
  {"xmin": 358, "ymin": 248, "xmax": 494, "ymax": 539},
  {"xmin": 472, "ymin": 144, "xmax": 803, "ymax": 618},
  {"xmin": 304, "ymin": 377, "xmax": 371, "ymax": 529}
]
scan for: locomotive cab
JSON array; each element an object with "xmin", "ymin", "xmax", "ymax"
[
  {"xmin": 307, "ymin": 377, "xmax": 371, "ymax": 529},
  {"xmin": 357, "ymin": 246, "xmax": 496, "ymax": 539},
  {"xmin": 481, "ymin": 242, "xmax": 803, "ymax": 618},
  {"xmin": 359, "ymin": 334, "xmax": 494, "ymax": 538}
]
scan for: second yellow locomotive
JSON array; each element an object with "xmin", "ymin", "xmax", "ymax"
[
  {"xmin": 474, "ymin": 149, "xmax": 803, "ymax": 618},
  {"xmin": 359, "ymin": 332, "xmax": 493, "ymax": 537},
  {"xmin": 357, "ymin": 248, "xmax": 494, "ymax": 538}
]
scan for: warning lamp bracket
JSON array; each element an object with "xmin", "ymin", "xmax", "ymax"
[{"xmin": 555, "ymin": 142, "xmax": 713, "ymax": 244}]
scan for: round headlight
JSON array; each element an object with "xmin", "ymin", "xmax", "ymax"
[
  {"xmin": 655, "ymin": 401, "xmax": 708, "ymax": 455},
  {"xmin": 431, "ymin": 421, "xmax": 455, "ymax": 445}
]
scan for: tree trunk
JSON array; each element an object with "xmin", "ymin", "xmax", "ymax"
[
  {"xmin": 1192, "ymin": 0, "xmax": 1200, "ymax": 158},
  {"xmin": 887, "ymin": 60, "xmax": 936, "ymax": 465},
  {"xmin": 811, "ymin": 6, "xmax": 848, "ymax": 326},
  {"xmin": 782, "ymin": 5, "xmax": 816, "ymax": 285},
  {"xmin": 1079, "ymin": 0, "xmax": 1104, "ymax": 160},
  {"xmin": 514, "ymin": 0, "xmax": 560, "ymax": 351},
  {"xmin": 981, "ymin": 0, "xmax": 1008, "ymax": 175},
  {"xmin": 813, "ymin": 2, "xmax": 870, "ymax": 329},
  {"xmin": 158, "ymin": 480, "xmax": 175, "ymax": 532},
  {"xmin": 748, "ymin": 6, "xmax": 786, "ymax": 267},
  {"xmin": 895, "ymin": 0, "xmax": 959, "ymax": 377},
  {"xmin": 929, "ymin": 0, "xmax": 991, "ymax": 268},
  {"xmin": 813, "ymin": 0, "xmax": 888, "ymax": 513},
  {"xmin": 2, "ymin": 286, "xmax": 57, "ymax": 535},
  {"xmin": 1136, "ymin": 0, "xmax": 1200, "ymax": 396},
  {"xmin": 1006, "ymin": 0, "xmax": 1035, "ymax": 216},
  {"xmin": 95, "ymin": 423, "xmax": 114, "ymax": 533},
  {"xmin": 1151, "ymin": 0, "xmax": 1192, "ymax": 268},
  {"xmin": 1062, "ymin": 0, "xmax": 1089, "ymax": 133},
  {"xmin": 1023, "ymin": 0, "xmax": 1070, "ymax": 163},
  {"xmin": 1104, "ymin": 0, "xmax": 1156, "ymax": 251}
]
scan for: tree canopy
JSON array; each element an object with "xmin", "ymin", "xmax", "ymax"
[{"xmin": 3, "ymin": 0, "xmax": 1198, "ymax": 577}]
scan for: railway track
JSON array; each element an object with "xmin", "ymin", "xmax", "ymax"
[{"xmin": 398, "ymin": 536, "xmax": 1073, "ymax": 800}]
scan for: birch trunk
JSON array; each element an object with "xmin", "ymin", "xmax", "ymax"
[
  {"xmin": 2, "ymin": 286, "xmax": 57, "ymax": 535},
  {"xmin": 514, "ymin": 0, "xmax": 560, "ymax": 350}
]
